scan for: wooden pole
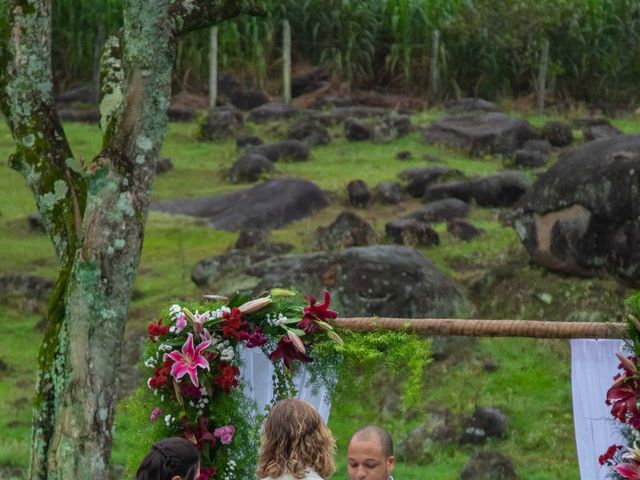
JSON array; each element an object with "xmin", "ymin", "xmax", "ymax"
[
  {"xmin": 332, "ymin": 318, "xmax": 628, "ymax": 339},
  {"xmin": 427, "ymin": 29, "xmax": 440, "ymax": 104},
  {"xmin": 283, "ymin": 19, "xmax": 292, "ymax": 104},
  {"xmin": 209, "ymin": 26, "xmax": 218, "ymax": 109},
  {"xmin": 537, "ymin": 38, "xmax": 550, "ymax": 115}
]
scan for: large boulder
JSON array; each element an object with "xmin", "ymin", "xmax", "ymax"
[
  {"xmin": 287, "ymin": 120, "xmax": 331, "ymax": 146},
  {"xmin": 249, "ymin": 140, "xmax": 310, "ymax": 162},
  {"xmin": 292, "ymin": 67, "xmax": 330, "ymax": 97},
  {"xmin": 152, "ymin": 178, "xmax": 330, "ymax": 231},
  {"xmin": 244, "ymin": 245, "xmax": 467, "ymax": 317},
  {"xmin": 200, "ymin": 107, "xmax": 244, "ymax": 141},
  {"xmin": 408, "ymin": 198, "xmax": 470, "ymax": 223},
  {"xmin": 424, "ymin": 172, "xmax": 531, "ymax": 208},
  {"xmin": 511, "ymin": 149, "xmax": 547, "ymax": 169},
  {"xmin": 248, "ymin": 102, "xmax": 299, "ymax": 123},
  {"xmin": 460, "ymin": 451, "xmax": 518, "ymax": 480},
  {"xmin": 194, "ymin": 246, "xmax": 467, "ymax": 319},
  {"xmin": 229, "ymin": 87, "xmax": 270, "ymax": 111},
  {"xmin": 345, "ymin": 119, "xmax": 373, "ymax": 141},
  {"xmin": 448, "ymin": 219, "xmax": 484, "ymax": 241},
  {"xmin": 312, "ymin": 211, "xmax": 378, "ymax": 250},
  {"xmin": 443, "ymin": 97, "xmax": 499, "ymax": 115},
  {"xmin": 325, "ymin": 106, "xmax": 388, "ymax": 124},
  {"xmin": 513, "ymin": 135, "xmax": 640, "ymax": 284},
  {"xmin": 348, "ymin": 180, "xmax": 372, "ymax": 208},
  {"xmin": 399, "ymin": 166, "xmax": 462, "ymax": 198},
  {"xmin": 385, "ymin": 219, "xmax": 440, "ymax": 246},
  {"xmin": 541, "ymin": 120, "xmax": 573, "ymax": 147},
  {"xmin": 461, "ymin": 407, "xmax": 508, "ymax": 444},
  {"xmin": 0, "ymin": 274, "xmax": 53, "ymax": 301},
  {"xmin": 422, "ymin": 113, "xmax": 538, "ymax": 157},
  {"xmin": 374, "ymin": 181, "xmax": 404, "ymax": 204},
  {"xmin": 228, "ymin": 153, "xmax": 274, "ymax": 183}
]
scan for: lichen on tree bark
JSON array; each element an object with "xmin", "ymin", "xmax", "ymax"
[{"xmin": 0, "ymin": 0, "xmax": 263, "ymax": 479}]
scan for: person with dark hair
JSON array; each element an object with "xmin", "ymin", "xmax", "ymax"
[
  {"xmin": 347, "ymin": 425, "xmax": 396, "ymax": 480},
  {"xmin": 257, "ymin": 398, "xmax": 336, "ymax": 480},
  {"xmin": 136, "ymin": 437, "xmax": 200, "ymax": 480}
]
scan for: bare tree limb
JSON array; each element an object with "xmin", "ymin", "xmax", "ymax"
[{"xmin": 169, "ymin": 0, "xmax": 266, "ymax": 35}]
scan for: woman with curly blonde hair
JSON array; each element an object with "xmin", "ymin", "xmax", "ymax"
[{"xmin": 257, "ymin": 398, "xmax": 336, "ymax": 480}]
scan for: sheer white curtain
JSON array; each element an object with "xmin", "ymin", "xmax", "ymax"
[
  {"xmin": 571, "ymin": 339, "xmax": 626, "ymax": 480},
  {"xmin": 238, "ymin": 346, "xmax": 332, "ymax": 423}
]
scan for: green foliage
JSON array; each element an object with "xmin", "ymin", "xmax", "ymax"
[
  {"xmin": 332, "ymin": 330, "xmax": 430, "ymax": 410},
  {"xmin": 50, "ymin": 0, "xmax": 640, "ymax": 105}
]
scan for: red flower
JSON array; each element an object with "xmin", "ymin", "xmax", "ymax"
[
  {"xmin": 181, "ymin": 382, "xmax": 203, "ymax": 399},
  {"xmin": 197, "ymin": 466, "xmax": 217, "ymax": 480},
  {"xmin": 599, "ymin": 444, "xmax": 623, "ymax": 466},
  {"xmin": 607, "ymin": 377, "xmax": 640, "ymax": 424},
  {"xmin": 298, "ymin": 291, "xmax": 338, "ymax": 334},
  {"xmin": 246, "ymin": 327, "xmax": 267, "ymax": 348},
  {"xmin": 182, "ymin": 416, "xmax": 216, "ymax": 451},
  {"xmin": 215, "ymin": 362, "xmax": 240, "ymax": 393},
  {"xmin": 148, "ymin": 318, "xmax": 169, "ymax": 341},
  {"xmin": 269, "ymin": 336, "xmax": 312, "ymax": 369},
  {"xmin": 147, "ymin": 360, "xmax": 172, "ymax": 389},
  {"xmin": 221, "ymin": 308, "xmax": 249, "ymax": 340}
]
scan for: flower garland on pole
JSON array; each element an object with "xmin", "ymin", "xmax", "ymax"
[
  {"xmin": 140, "ymin": 288, "xmax": 342, "ymax": 480},
  {"xmin": 601, "ymin": 294, "xmax": 640, "ymax": 479},
  {"xmin": 126, "ymin": 288, "xmax": 430, "ymax": 479}
]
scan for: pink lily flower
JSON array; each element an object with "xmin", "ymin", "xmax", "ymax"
[
  {"xmin": 616, "ymin": 462, "xmax": 640, "ymax": 479},
  {"xmin": 165, "ymin": 333, "xmax": 211, "ymax": 387},
  {"xmin": 175, "ymin": 313, "xmax": 187, "ymax": 332}
]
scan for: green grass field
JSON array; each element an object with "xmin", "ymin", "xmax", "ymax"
[{"xmin": 1, "ymin": 109, "xmax": 637, "ymax": 479}]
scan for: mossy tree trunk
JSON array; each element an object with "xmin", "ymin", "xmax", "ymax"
[{"xmin": 0, "ymin": 1, "xmax": 262, "ymax": 479}]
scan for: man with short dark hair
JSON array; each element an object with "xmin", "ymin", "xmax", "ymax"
[{"xmin": 347, "ymin": 425, "xmax": 396, "ymax": 480}]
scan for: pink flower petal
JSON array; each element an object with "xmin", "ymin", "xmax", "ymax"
[
  {"xmin": 182, "ymin": 333, "xmax": 195, "ymax": 357},
  {"xmin": 171, "ymin": 362, "xmax": 190, "ymax": 380},
  {"xmin": 186, "ymin": 367, "xmax": 200, "ymax": 387},
  {"xmin": 166, "ymin": 351, "xmax": 183, "ymax": 363}
]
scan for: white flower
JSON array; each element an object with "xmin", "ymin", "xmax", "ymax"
[
  {"xmin": 164, "ymin": 414, "xmax": 174, "ymax": 426},
  {"xmin": 144, "ymin": 357, "xmax": 156, "ymax": 368},
  {"xmin": 221, "ymin": 347, "xmax": 234, "ymax": 362},
  {"xmin": 267, "ymin": 313, "xmax": 288, "ymax": 327},
  {"xmin": 200, "ymin": 387, "xmax": 208, "ymax": 396},
  {"xmin": 169, "ymin": 304, "xmax": 182, "ymax": 317},
  {"xmin": 169, "ymin": 326, "xmax": 176, "ymax": 333}
]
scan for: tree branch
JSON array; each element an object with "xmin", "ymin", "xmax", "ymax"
[
  {"xmin": 1, "ymin": 0, "xmax": 86, "ymax": 265},
  {"xmin": 169, "ymin": 0, "xmax": 266, "ymax": 36}
]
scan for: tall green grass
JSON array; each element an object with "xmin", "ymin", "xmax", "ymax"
[{"xmin": 51, "ymin": 0, "xmax": 640, "ymax": 105}]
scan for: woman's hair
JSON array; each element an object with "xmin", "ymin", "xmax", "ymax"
[
  {"xmin": 257, "ymin": 398, "xmax": 336, "ymax": 479},
  {"xmin": 136, "ymin": 437, "xmax": 200, "ymax": 480}
]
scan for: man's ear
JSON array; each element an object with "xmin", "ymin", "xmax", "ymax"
[{"xmin": 387, "ymin": 455, "xmax": 396, "ymax": 472}]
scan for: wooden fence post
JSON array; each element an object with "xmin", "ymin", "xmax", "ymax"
[
  {"xmin": 209, "ymin": 26, "xmax": 218, "ymax": 109},
  {"xmin": 537, "ymin": 39, "xmax": 550, "ymax": 115},
  {"xmin": 427, "ymin": 29, "xmax": 441, "ymax": 104},
  {"xmin": 283, "ymin": 19, "xmax": 292, "ymax": 104}
]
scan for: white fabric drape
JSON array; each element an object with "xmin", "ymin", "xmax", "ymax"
[
  {"xmin": 571, "ymin": 339, "xmax": 626, "ymax": 480},
  {"xmin": 238, "ymin": 346, "xmax": 332, "ymax": 423}
]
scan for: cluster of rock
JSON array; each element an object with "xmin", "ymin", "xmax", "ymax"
[
  {"xmin": 343, "ymin": 165, "xmax": 530, "ymax": 247},
  {"xmin": 513, "ymin": 134, "xmax": 640, "ymax": 286}
]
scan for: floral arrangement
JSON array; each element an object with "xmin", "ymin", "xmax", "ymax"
[
  {"xmin": 600, "ymin": 294, "xmax": 640, "ymax": 479},
  {"xmin": 139, "ymin": 288, "xmax": 342, "ymax": 480}
]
